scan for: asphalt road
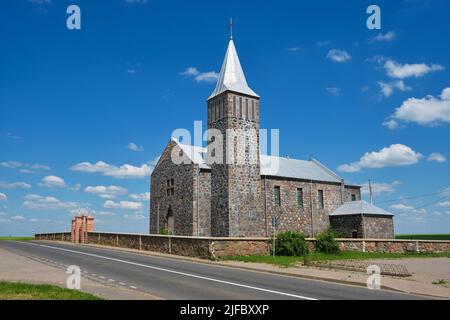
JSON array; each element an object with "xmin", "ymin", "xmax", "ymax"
[{"xmin": 0, "ymin": 240, "xmax": 428, "ymax": 300}]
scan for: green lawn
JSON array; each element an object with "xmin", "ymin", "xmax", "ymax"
[
  {"xmin": 0, "ymin": 237, "xmax": 35, "ymax": 241},
  {"xmin": 223, "ymin": 251, "xmax": 450, "ymax": 268},
  {"xmin": 396, "ymin": 234, "xmax": 450, "ymax": 241},
  {"xmin": 0, "ymin": 282, "xmax": 101, "ymax": 300}
]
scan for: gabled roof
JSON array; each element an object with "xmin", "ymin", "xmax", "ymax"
[
  {"xmin": 170, "ymin": 139, "xmax": 344, "ymax": 184},
  {"xmin": 208, "ymin": 39, "xmax": 258, "ymax": 100},
  {"xmin": 330, "ymin": 200, "xmax": 393, "ymax": 216}
]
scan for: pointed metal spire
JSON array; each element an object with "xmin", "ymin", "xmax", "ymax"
[
  {"xmin": 229, "ymin": 18, "xmax": 233, "ymax": 40},
  {"xmin": 208, "ymin": 34, "xmax": 258, "ymax": 100}
]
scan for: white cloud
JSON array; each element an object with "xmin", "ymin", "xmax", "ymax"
[
  {"xmin": 180, "ymin": 67, "xmax": 219, "ymax": 83},
  {"xmin": 286, "ymin": 46, "xmax": 302, "ymax": 52},
  {"xmin": 180, "ymin": 67, "xmax": 199, "ymax": 76},
  {"xmin": 103, "ymin": 200, "xmax": 143, "ymax": 210},
  {"xmin": 128, "ymin": 142, "xmax": 144, "ymax": 152},
  {"xmin": 326, "ymin": 49, "xmax": 351, "ymax": 63},
  {"xmin": 436, "ymin": 201, "xmax": 450, "ymax": 207},
  {"xmin": 390, "ymin": 203, "xmax": 426, "ymax": 214},
  {"xmin": 0, "ymin": 193, "xmax": 7, "ymax": 201},
  {"xmin": 361, "ymin": 181, "xmax": 401, "ymax": 195},
  {"xmin": 194, "ymin": 71, "xmax": 219, "ymax": 83},
  {"xmin": 124, "ymin": 213, "xmax": 146, "ymax": 220},
  {"xmin": 0, "ymin": 181, "xmax": 31, "ymax": 189},
  {"xmin": 378, "ymin": 80, "xmax": 411, "ymax": 97},
  {"xmin": 129, "ymin": 192, "xmax": 150, "ymax": 201},
  {"xmin": 385, "ymin": 87, "xmax": 450, "ymax": 127},
  {"xmin": 326, "ymin": 87, "xmax": 341, "ymax": 96},
  {"xmin": 0, "ymin": 161, "xmax": 22, "ymax": 169},
  {"xmin": 71, "ymin": 161, "xmax": 153, "ymax": 179},
  {"xmin": 28, "ymin": 0, "xmax": 51, "ymax": 4},
  {"xmin": 317, "ymin": 41, "xmax": 331, "ymax": 47},
  {"xmin": 372, "ymin": 31, "xmax": 396, "ymax": 42},
  {"xmin": 384, "ymin": 59, "xmax": 444, "ymax": 79},
  {"xmin": 428, "ymin": 152, "xmax": 446, "ymax": 163},
  {"xmin": 39, "ymin": 175, "xmax": 66, "ymax": 188},
  {"xmin": 10, "ymin": 215, "xmax": 26, "ymax": 221},
  {"xmin": 23, "ymin": 194, "xmax": 83, "ymax": 211},
  {"xmin": 0, "ymin": 161, "xmax": 50, "ymax": 172},
  {"xmin": 338, "ymin": 144, "xmax": 422, "ymax": 172},
  {"xmin": 85, "ymin": 185, "xmax": 128, "ymax": 199}
]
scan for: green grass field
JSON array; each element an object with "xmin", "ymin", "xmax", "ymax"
[
  {"xmin": 223, "ymin": 251, "xmax": 450, "ymax": 267},
  {"xmin": 395, "ymin": 234, "xmax": 450, "ymax": 240},
  {"xmin": 0, "ymin": 282, "xmax": 101, "ymax": 300},
  {"xmin": 0, "ymin": 237, "xmax": 34, "ymax": 241}
]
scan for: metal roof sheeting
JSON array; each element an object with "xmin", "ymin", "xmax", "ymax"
[
  {"xmin": 330, "ymin": 200, "xmax": 393, "ymax": 216},
  {"xmin": 208, "ymin": 39, "xmax": 259, "ymax": 100},
  {"xmin": 171, "ymin": 139, "xmax": 343, "ymax": 183}
]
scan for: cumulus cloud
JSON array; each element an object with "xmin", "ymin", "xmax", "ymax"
[
  {"xmin": 38, "ymin": 175, "xmax": 66, "ymax": 188},
  {"xmin": 180, "ymin": 67, "xmax": 219, "ymax": 83},
  {"xmin": 10, "ymin": 215, "xmax": 26, "ymax": 221},
  {"xmin": 71, "ymin": 161, "xmax": 153, "ymax": 179},
  {"xmin": 0, "ymin": 181, "xmax": 31, "ymax": 189},
  {"xmin": 326, "ymin": 49, "xmax": 351, "ymax": 63},
  {"xmin": 23, "ymin": 194, "xmax": 83, "ymax": 210},
  {"xmin": 384, "ymin": 59, "xmax": 444, "ymax": 79},
  {"xmin": 0, "ymin": 193, "xmax": 7, "ymax": 201},
  {"xmin": 0, "ymin": 161, "xmax": 22, "ymax": 169},
  {"xmin": 427, "ymin": 152, "xmax": 446, "ymax": 163},
  {"xmin": 85, "ymin": 185, "xmax": 128, "ymax": 199},
  {"xmin": 371, "ymin": 31, "xmax": 396, "ymax": 42},
  {"xmin": 436, "ymin": 201, "xmax": 450, "ymax": 208},
  {"xmin": 317, "ymin": 41, "xmax": 331, "ymax": 47},
  {"xmin": 124, "ymin": 213, "xmax": 146, "ymax": 220},
  {"xmin": 378, "ymin": 80, "xmax": 411, "ymax": 97},
  {"xmin": 128, "ymin": 142, "xmax": 144, "ymax": 152},
  {"xmin": 129, "ymin": 192, "xmax": 150, "ymax": 201},
  {"xmin": 103, "ymin": 200, "xmax": 143, "ymax": 210},
  {"xmin": 338, "ymin": 144, "xmax": 422, "ymax": 172},
  {"xmin": 361, "ymin": 181, "xmax": 401, "ymax": 196},
  {"xmin": 384, "ymin": 87, "xmax": 450, "ymax": 128}
]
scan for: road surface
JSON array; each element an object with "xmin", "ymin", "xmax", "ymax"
[{"xmin": 0, "ymin": 240, "xmax": 428, "ymax": 300}]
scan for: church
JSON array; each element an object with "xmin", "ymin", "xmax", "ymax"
[{"xmin": 150, "ymin": 33, "xmax": 394, "ymax": 239}]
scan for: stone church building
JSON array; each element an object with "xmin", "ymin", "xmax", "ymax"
[{"xmin": 150, "ymin": 35, "xmax": 394, "ymax": 239}]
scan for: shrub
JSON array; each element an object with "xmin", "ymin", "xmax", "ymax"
[
  {"xmin": 315, "ymin": 229, "xmax": 340, "ymax": 254},
  {"xmin": 273, "ymin": 231, "xmax": 309, "ymax": 256}
]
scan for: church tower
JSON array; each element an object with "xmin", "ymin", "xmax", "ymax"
[{"xmin": 207, "ymin": 34, "xmax": 265, "ymax": 237}]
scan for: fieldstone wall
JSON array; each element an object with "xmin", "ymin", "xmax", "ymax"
[
  {"xmin": 263, "ymin": 177, "xmax": 360, "ymax": 237},
  {"xmin": 208, "ymin": 91, "xmax": 265, "ymax": 237},
  {"xmin": 330, "ymin": 214, "xmax": 395, "ymax": 239},
  {"xmin": 35, "ymin": 232, "xmax": 450, "ymax": 257}
]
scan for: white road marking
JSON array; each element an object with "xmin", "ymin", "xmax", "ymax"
[
  {"xmin": 99, "ymin": 276, "xmax": 106, "ymax": 279},
  {"xmin": 19, "ymin": 242, "xmax": 317, "ymax": 300},
  {"xmin": 119, "ymin": 282, "xmax": 126, "ymax": 286},
  {"xmin": 130, "ymin": 286, "xmax": 137, "ymax": 289},
  {"xmin": 108, "ymin": 279, "xmax": 115, "ymax": 282}
]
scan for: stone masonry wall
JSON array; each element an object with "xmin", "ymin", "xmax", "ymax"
[
  {"xmin": 35, "ymin": 232, "xmax": 450, "ymax": 257},
  {"xmin": 150, "ymin": 140, "xmax": 197, "ymax": 236},
  {"xmin": 263, "ymin": 177, "xmax": 360, "ymax": 237}
]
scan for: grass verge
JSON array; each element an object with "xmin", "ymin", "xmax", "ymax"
[
  {"xmin": 222, "ymin": 251, "xmax": 450, "ymax": 268},
  {"xmin": 0, "ymin": 281, "xmax": 102, "ymax": 300},
  {"xmin": 0, "ymin": 237, "xmax": 35, "ymax": 241}
]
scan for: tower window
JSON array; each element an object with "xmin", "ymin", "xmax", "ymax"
[
  {"xmin": 215, "ymin": 104, "xmax": 219, "ymax": 122},
  {"xmin": 233, "ymin": 96, "xmax": 237, "ymax": 117},
  {"xmin": 318, "ymin": 190, "xmax": 324, "ymax": 209},
  {"xmin": 251, "ymin": 100, "xmax": 255, "ymax": 120},
  {"xmin": 208, "ymin": 104, "xmax": 212, "ymax": 124},
  {"xmin": 274, "ymin": 186, "xmax": 281, "ymax": 207},
  {"xmin": 223, "ymin": 97, "xmax": 227, "ymax": 117},
  {"xmin": 219, "ymin": 99, "xmax": 223, "ymax": 119},
  {"xmin": 239, "ymin": 97, "xmax": 243, "ymax": 118},
  {"xmin": 351, "ymin": 194, "xmax": 356, "ymax": 201},
  {"xmin": 297, "ymin": 188, "xmax": 303, "ymax": 207}
]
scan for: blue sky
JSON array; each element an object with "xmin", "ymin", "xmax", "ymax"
[{"xmin": 1, "ymin": 0, "xmax": 449, "ymax": 236}]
